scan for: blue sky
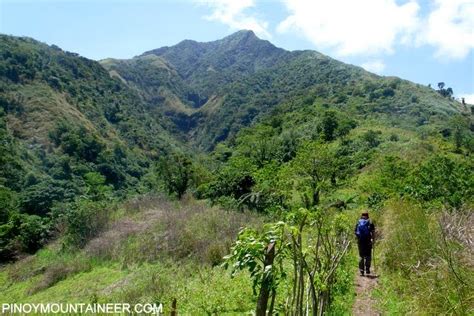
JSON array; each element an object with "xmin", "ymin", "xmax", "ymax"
[{"xmin": 1, "ymin": 0, "xmax": 473, "ymax": 102}]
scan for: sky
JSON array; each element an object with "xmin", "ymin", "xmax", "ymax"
[{"xmin": 1, "ymin": 0, "xmax": 473, "ymax": 102}]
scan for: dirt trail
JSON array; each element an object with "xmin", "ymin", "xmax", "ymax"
[{"xmin": 352, "ymin": 273, "xmax": 380, "ymax": 316}]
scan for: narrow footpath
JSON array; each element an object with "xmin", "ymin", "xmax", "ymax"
[{"xmin": 352, "ymin": 273, "xmax": 380, "ymax": 316}]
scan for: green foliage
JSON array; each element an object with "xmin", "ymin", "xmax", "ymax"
[
  {"xmin": 0, "ymin": 186, "xmax": 19, "ymax": 259},
  {"xmin": 224, "ymin": 207, "xmax": 353, "ymax": 314},
  {"xmin": 0, "ymin": 187, "xmax": 50, "ymax": 260},
  {"xmin": 83, "ymin": 172, "xmax": 112, "ymax": 201},
  {"xmin": 361, "ymin": 129, "xmax": 382, "ymax": 148},
  {"xmin": 20, "ymin": 178, "xmax": 78, "ymax": 216},
  {"xmin": 437, "ymin": 82, "xmax": 454, "ymax": 98},
  {"xmin": 224, "ymin": 222, "xmax": 287, "ymax": 295},
  {"xmin": 157, "ymin": 153, "xmax": 193, "ymax": 199},
  {"xmin": 0, "ymin": 186, "xmax": 17, "ymax": 225},
  {"xmin": 235, "ymin": 125, "xmax": 279, "ymax": 167},
  {"xmin": 321, "ymin": 110, "xmax": 339, "ymax": 141},
  {"xmin": 0, "ymin": 113, "xmax": 24, "ymax": 190},
  {"xmin": 204, "ymin": 156, "xmax": 257, "ymax": 203},
  {"xmin": 405, "ymin": 155, "xmax": 473, "ymax": 207},
  {"xmin": 62, "ymin": 198, "xmax": 111, "ymax": 249},
  {"xmin": 50, "ymin": 123, "xmax": 105, "ymax": 163},
  {"xmin": 289, "ymin": 142, "xmax": 340, "ymax": 206},
  {"xmin": 17, "ymin": 215, "xmax": 50, "ymax": 253},
  {"xmin": 0, "ymin": 31, "xmax": 471, "ymax": 315},
  {"xmin": 447, "ymin": 115, "xmax": 473, "ymax": 153}
]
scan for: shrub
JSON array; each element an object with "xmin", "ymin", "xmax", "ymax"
[
  {"xmin": 63, "ymin": 198, "xmax": 111, "ymax": 249},
  {"xmin": 362, "ymin": 129, "xmax": 382, "ymax": 148},
  {"xmin": 204, "ymin": 156, "xmax": 257, "ymax": 202},
  {"xmin": 405, "ymin": 155, "xmax": 473, "ymax": 207},
  {"xmin": 382, "ymin": 87, "xmax": 395, "ymax": 97},
  {"xmin": 321, "ymin": 110, "xmax": 339, "ymax": 141},
  {"xmin": 18, "ymin": 215, "xmax": 50, "ymax": 253}
]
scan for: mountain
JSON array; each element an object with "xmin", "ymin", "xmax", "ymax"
[
  {"xmin": 0, "ymin": 30, "xmax": 468, "ymax": 219},
  {"xmin": 0, "ymin": 31, "xmax": 472, "ymax": 315},
  {"xmin": 140, "ymin": 30, "xmax": 288, "ymax": 96},
  {"xmin": 0, "ymin": 34, "xmax": 190, "ymax": 258},
  {"xmin": 0, "ymin": 34, "xmax": 186, "ymax": 150},
  {"xmin": 101, "ymin": 30, "xmax": 463, "ymax": 150}
]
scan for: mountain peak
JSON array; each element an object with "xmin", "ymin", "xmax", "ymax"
[
  {"xmin": 225, "ymin": 29, "xmax": 257, "ymax": 40},
  {"xmin": 218, "ymin": 30, "xmax": 262, "ymax": 47}
]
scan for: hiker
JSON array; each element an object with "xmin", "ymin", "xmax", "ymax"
[{"xmin": 355, "ymin": 211, "xmax": 375, "ymax": 276}]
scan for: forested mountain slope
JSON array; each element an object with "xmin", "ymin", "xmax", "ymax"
[
  {"xmin": 101, "ymin": 30, "xmax": 464, "ymax": 150},
  {"xmin": 0, "ymin": 34, "xmax": 187, "ymax": 259}
]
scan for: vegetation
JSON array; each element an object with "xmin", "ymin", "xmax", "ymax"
[{"xmin": 0, "ymin": 31, "xmax": 472, "ymax": 314}]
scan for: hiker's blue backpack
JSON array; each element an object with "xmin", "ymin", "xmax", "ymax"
[{"xmin": 356, "ymin": 219, "xmax": 371, "ymax": 239}]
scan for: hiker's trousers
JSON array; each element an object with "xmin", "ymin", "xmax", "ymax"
[{"xmin": 357, "ymin": 240, "xmax": 372, "ymax": 272}]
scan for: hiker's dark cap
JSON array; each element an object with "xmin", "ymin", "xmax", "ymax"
[{"xmin": 361, "ymin": 212, "xmax": 369, "ymax": 217}]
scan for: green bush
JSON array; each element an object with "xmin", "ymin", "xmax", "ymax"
[
  {"xmin": 18, "ymin": 214, "xmax": 50, "ymax": 253},
  {"xmin": 63, "ymin": 198, "xmax": 111, "ymax": 249},
  {"xmin": 405, "ymin": 155, "xmax": 473, "ymax": 207},
  {"xmin": 361, "ymin": 129, "xmax": 382, "ymax": 148}
]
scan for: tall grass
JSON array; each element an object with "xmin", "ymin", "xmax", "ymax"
[
  {"xmin": 378, "ymin": 199, "xmax": 473, "ymax": 314},
  {"xmin": 1, "ymin": 193, "xmax": 264, "ymax": 313}
]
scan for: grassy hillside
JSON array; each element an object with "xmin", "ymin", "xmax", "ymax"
[{"xmin": 0, "ymin": 195, "xmax": 264, "ymax": 314}]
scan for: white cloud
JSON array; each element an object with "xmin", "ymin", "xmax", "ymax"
[
  {"xmin": 194, "ymin": 0, "xmax": 271, "ymax": 38},
  {"xmin": 277, "ymin": 0, "xmax": 420, "ymax": 56},
  {"xmin": 418, "ymin": 0, "xmax": 474, "ymax": 59},
  {"xmin": 195, "ymin": 0, "xmax": 473, "ymax": 60},
  {"xmin": 458, "ymin": 93, "xmax": 474, "ymax": 104},
  {"xmin": 361, "ymin": 60, "xmax": 386, "ymax": 74}
]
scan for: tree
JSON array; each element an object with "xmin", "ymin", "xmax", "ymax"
[
  {"xmin": 236, "ymin": 125, "xmax": 278, "ymax": 167},
  {"xmin": 321, "ymin": 111, "xmax": 338, "ymax": 142},
  {"xmin": 83, "ymin": 172, "xmax": 112, "ymax": 201},
  {"xmin": 224, "ymin": 208, "xmax": 352, "ymax": 315},
  {"xmin": 406, "ymin": 155, "xmax": 473, "ymax": 207},
  {"xmin": 290, "ymin": 142, "xmax": 336, "ymax": 206},
  {"xmin": 20, "ymin": 178, "xmax": 78, "ymax": 216},
  {"xmin": 446, "ymin": 87, "xmax": 453, "ymax": 97},
  {"xmin": 204, "ymin": 156, "xmax": 257, "ymax": 203},
  {"xmin": 0, "ymin": 113, "xmax": 24, "ymax": 190},
  {"xmin": 436, "ymin": 82, "xmax": 454, "ymax": 98},
  {"xmin": 157, "ymin": 153, "xmax": 193, "ymax": 199},
  {"xmin": 337, "ymin": 118, "xmax": 357, "ymax": 139},
  {"xmin": 223, "ymin": 222, "xmax": 287, "ymax": 316},
  {"xmin": 449, "ymin": 115, "xmax": 470, "ymax": 153},
  {"xmin": 362, "ymin": 129, "xmax": 382, "ymax": 148}
]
